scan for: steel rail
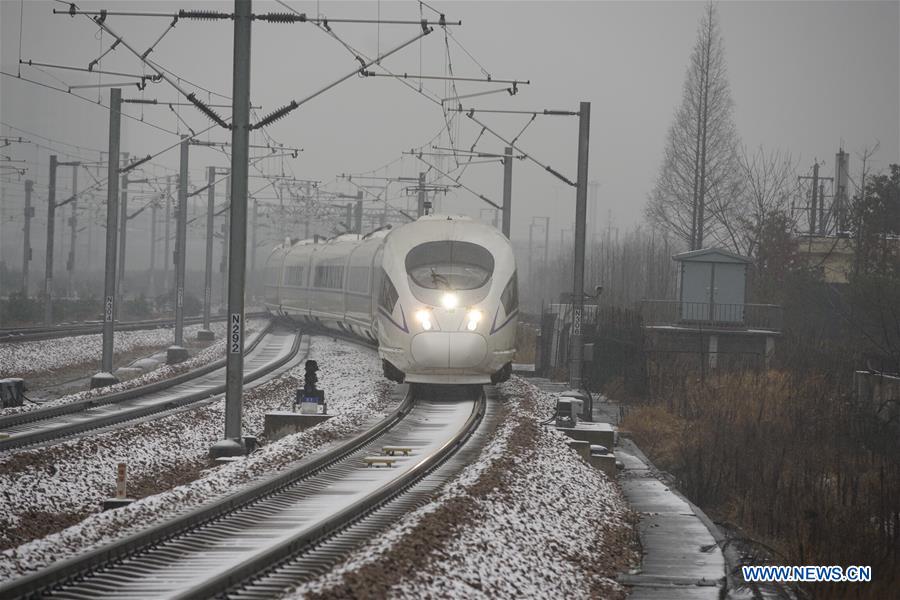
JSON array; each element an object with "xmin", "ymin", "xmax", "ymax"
[
  {"xmin": 231, "ymin": 386, "xmax": 493, "ymax": 599},
  {"xmin": 81, "ymin": 387, "xmax": 484, "ymax": 600},
  {"xmin": 0, "ymin": 311, "xmax": 268, "ymax": 344},
  {"xmin": 0, "ymin": 325, "xmax": 303, "ymax": 452},
  {"xmin": 0, "ymin": 385, "xmax": 420, "ymax": 600},
  {"xmin": 232, "ymin": 387, "xmax": 500, "ymax": 598},
  {"xmin": 0, "ymin": 321, "xmax": 272, "ymax": 430}
]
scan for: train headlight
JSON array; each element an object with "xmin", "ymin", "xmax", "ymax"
[
  {"xmin": 441, "ymin": 292, "xmax": 459, "ymax": 310},
  {"xmin": 466, "ymin": 309, "xmax": 482, "ymax": 331},
  {"xmin": 415, "ymin": 309, "xmax": 433, "ymax": 331}
]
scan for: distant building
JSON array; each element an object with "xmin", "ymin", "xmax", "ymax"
[{"xmin": 796, "ymin": 235, "xmax": 856, "ymax": 284}]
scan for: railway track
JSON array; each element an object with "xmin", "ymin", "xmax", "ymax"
[
  {"xmin": 0, "ymin": 384, "xmax": 491, "ymax": 600},
  {"xmin": 0, "ymin": 324, "xmax": 303, "ymax": 452},
  {"xmin": 0, "ymin": 312, "xmax": 268, "ymax": 344}
]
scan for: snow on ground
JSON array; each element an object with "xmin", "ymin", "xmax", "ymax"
[
  {"xmin": 0, "ymin": 336, "xmax": 393, "ymax": 579},
  {"xmin": 0, "ymin": 320, "xmax": 263, "ymax": 418},
  {"xmin": 0, "ymin": 320, "xmax": 232, "ymax": 379},
  {"xmin": 291, "ymin": 376, "xmax": 637, "ymax": 600}
]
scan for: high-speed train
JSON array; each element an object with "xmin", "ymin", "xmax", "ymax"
[{"xmin": 263, "ymin": 214, "xmax": 518, "ymax": 385}]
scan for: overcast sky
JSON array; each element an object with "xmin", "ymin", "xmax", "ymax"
[{"xmin": 1, "ymin": 0, "xmax": 898, "ymax": 256}]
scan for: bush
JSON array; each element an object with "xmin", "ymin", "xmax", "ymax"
[{"xmin": 1, "ymin": 292, "xmax": 42, "ymax": 325}]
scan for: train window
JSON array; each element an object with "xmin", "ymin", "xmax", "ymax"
[
  {"xmin": 348, "ymin": 266, "xmax": 369, "ymax": 293},
  {"xmin": 379, "ymin": 269, "xmax": 399, "ymax": 313},
  {"xmin": 314, "ymin": 265, "xmax": 344, "ymax": 289},
  {"xmin": 405, "ymin": 241, "xmax": 494, "ymax": 290},
  {"xmin": 501, "ymin": 272, "xmax": 518, "ymax": 314},
  {"xmin": 284, "ymin": 266, "xmax": 304, "ymax": 286}
]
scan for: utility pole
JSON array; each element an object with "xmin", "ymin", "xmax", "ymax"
[
  {"xmin": 569, "ymin": 101, "xmax": 591, "ymax": 422},
  {"xmin": 67, "ymin": 165, "xmax": 78, "ymax": 297},
  {"xmin": 502, "ymin": 146, "xmax": 512, "ymax": 238},
  {"xmin": 22, "ymin": 179, "xmax": 33, "ymax": 295},
  {"xmin": 167, "ymin": 137, "xmax": 190, "ymax": 364},
  {"xmin": 91, "ymin": 87, "xmax": 122, "ymax": 389},
  {"xmin": 797, "ymin": 162, "xmax": 834, "ymax": 237},
  {"xmin": 212, "ymin": 0, "xmax": 251, "ymax": 458},
  {"xmin": 43, "ymin": 155, "xmax": 58, "ymax": 324},
  {"xmin": 198, "ymin": 166, "xmax": 216, "ymax": 341},
  {"xmin": 116, "ymin": 152, "xmax": 129, "ymax": 304},
  {"xmin": 819, "ymin": 182, "xmax": 825, "ymax": 235},
  {"xmin": 810, "ymin": 162, "xmax": 819, "ymax": 234},
  {"xmin": 416, "ymin": 171, "xmax": 426, "ymax": 217}
]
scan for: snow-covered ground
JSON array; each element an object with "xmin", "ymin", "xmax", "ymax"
[
  {"xmin": 0, "ymin": 320, "xmax": 231, "ymax": 379},
  {"xmin": 1, "ymin": 360, "xmax": 638, "ymax": 596},
  {"xmin": 290, "ymin": 376, "xmax": 637, "ymax": 600},
  {"xmin": 0, "ymin": 320, "xmax": 263, "ymax": 418},
  {"xmin": 0, "ymin": 336, "xmax": 392, "ymax": 577}
]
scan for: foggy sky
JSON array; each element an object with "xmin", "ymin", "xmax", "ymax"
[{"xmin": 1, "ymin": 0, "xmax": 898, "ymax": 273}]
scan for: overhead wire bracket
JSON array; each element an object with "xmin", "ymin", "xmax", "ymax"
[{"xmin": 250, "ymin": 27, "xmax": 432, "ymax": 130}]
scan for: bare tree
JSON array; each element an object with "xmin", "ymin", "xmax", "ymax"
[
  {"xmin": 728, "ymin": 146, "xmax": 799, "ymax": 257},
  {"xmin": 646, "ymin": 1, "xmax": 741, "ymax": 250}
]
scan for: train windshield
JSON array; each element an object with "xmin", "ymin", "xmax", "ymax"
[{"xmin": 405, "ymin": 241, "xmax": 494, "ymax": 290}]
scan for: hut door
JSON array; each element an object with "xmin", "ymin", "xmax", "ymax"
[
  {"xmin": 680, "ymin": 262, "xmax": 712, "ymax": 321},
  {"xmin": 712, "ymin": 264, "xmax": 745, "ymax": 323}
]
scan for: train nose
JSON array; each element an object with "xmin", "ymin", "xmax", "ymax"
[{"xmin": 410, "ymin": 332, "xmax": 487, "ymax": 368}]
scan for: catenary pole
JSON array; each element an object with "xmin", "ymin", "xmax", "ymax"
[
  {"xmin": 116, "ymin": 153, "xmax": 129, "ymax": 305},
  {"xmin": 569, "ymin": 101, "xmax": 591, "ymax": 420},
  {"xmin": 67, "ymin": 165, "xmax": 78, "ymax": 296},
  {"xmin": 221, "ymin": 173, "xmax": 230, "ymax": 305},
  {"xmin": 528, "ymin": 221, "xmax": 534, "ymax": 300},
  {"xmin": 544, "ymin": 216, "xmax": 550, "ymax": 278},
  {"xmin": 251, "ymin": 197, "xmax": 258, "ymax": 270},
  {"xmin": 417, "ymin": 171, "xmax": 425, "ymax": 217},
  {"xmin": 43, "ymin": 155, "xmax": 58, "ymax": 324},
  {"xmin": 198, "ymin": 166, "xmax": 216, "ymax": 340},
  {"xmin": 91, "ymin": 88, "xmax": 122, "ymax": 388},
  {"xmin": 22, "ymin": 179, "xmax": 33, "ymax": 295},
  {"xmin": 164, "ymin": 175, "xmax": 171, "ymax": 288},
  {"xmin": 149, "ymin": 195, "xmax": 157, "ymax": 295},
  {"xmin": 304, "ymin": 181, "xmax": 311, "ymax": 239},
  {"xmin": 502, "ymin": 146, "xmax": 512, "ymax": 238},
  {"xmin": 167, "ymin": 136, "xmax": 190, "ymax": 363},
  {"xmin": 355, "ymin": 191, "xmax": 363, "ymax": 234},
  {"xmin": 212, "ymin": 0, "xmax": 251, "ymax": 458}
]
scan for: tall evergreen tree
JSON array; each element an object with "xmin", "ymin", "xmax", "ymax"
[{"xmin": 646, "ymin": 2, "xmax": 741, "ymax": 250}]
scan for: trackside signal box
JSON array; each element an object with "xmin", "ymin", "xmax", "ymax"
[
  {"xmin": 296, "ymin": 389, "xmax": 326, "ymax": 414},
  {"xmin": 295, "ymin": 359, "xmax": 326, "ymax": 414}
]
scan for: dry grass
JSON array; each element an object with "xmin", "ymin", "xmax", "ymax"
[{"xmin": 624, "ymin": 370, "xmax": 900, "ymax": 600}]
